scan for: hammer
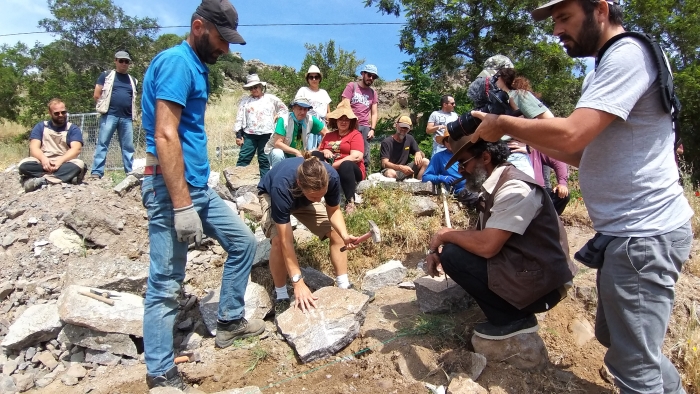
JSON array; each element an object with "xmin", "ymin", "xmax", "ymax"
[{"xmin": 341, "ymin": 220, "xmax": 381, "ymax": 251}]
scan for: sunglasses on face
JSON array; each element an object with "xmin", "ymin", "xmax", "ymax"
[
  {"xmin": 52, "ymin": 111, "xmax": 67, "ymax": 116},
  {"xmin": 308, "ymin": 75, "xmax": 321, "ymax": 80},
  {"xmin": 458, "ymin": 155, "xmax": 476, "ymax": 170},
  {"xmin": 117, "ymin": 59, "xmax": 130, "ymax": 64},
  {"xmin": 365, "ymin": 73, "xmax": 378, "ymax": 80},
  {"xmin": 447, "ymin": 102, "xmax": 456, "ymax": 105}
]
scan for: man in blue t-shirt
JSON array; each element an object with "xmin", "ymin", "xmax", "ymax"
[
  {"xmin": 139, "ymin": 1, "xmax": 262, "ymax": 390},
  {"xmin": 19, "ymin": 99, "xmax": 85, "ymax": 192},
  {"xmin": 91, "ymin": 50, "xmax": 137, "ymax": 178}
]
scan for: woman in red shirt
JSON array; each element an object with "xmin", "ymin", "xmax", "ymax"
[{"xmin": 313, "ymin": 102, "xmax": 365, "ymax": 214}]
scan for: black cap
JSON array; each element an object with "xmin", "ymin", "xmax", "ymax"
[{"xmin": 195, "ymin": 0, "xmax": 246, "ymax": 45}]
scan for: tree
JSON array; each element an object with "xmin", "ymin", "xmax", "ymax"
[
  {"xmin": 623, "ymin": 0, "xmax": 700, "ymax": 181},
  {"xmin": 0, "ymin": 43, "xmax": 33, "ymax": 123},
  {"xmin": 364, "ymin": 0, "xmax": 584, "ymax": 148},
  {"xmin": 258, "ymin": 40, "xmax": 364, "ymax": 106}
]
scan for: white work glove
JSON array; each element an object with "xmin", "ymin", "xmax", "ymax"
[{"xmin": 173, "ymin": 204, "xmax": 203, "ymax": 246}]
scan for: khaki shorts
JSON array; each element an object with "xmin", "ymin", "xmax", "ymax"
[{"xmin": 259, "ymin": 194, "xmax": 332, "ymax": 240}]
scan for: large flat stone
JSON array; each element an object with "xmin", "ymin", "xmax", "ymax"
[
  {"xmin": 252, "ymin": 239, "xmax": 270, "ymax": 267},
  {"xmin": 57, "ymin": 324, "xmax": 137, "ymax": 357},
  {"xmin": 300, "ymin": 267, "xmax": 334, "ymax": 291},
  {"xmin": 84, "ymin": 349, "xmax": 121, "ymax": 366},
  {"xmin": 414, "ymin": 275, "xmax": 471, "ymax": 314},
  {"xmin": 276, "ymin": 287, "xmax": 369, "ymax": 363},
  {"xmin": 410, "ymin": 196, "xmax": 439, "ymax": 217},
  {"xmin": 357, "ymin": 180, "xmax": 434, "ymax": 195},
  {"xmin": 57, "ymin": 285, "xmax": 143, "ymax": 337},
  {"xmin": 1, "ymin": 304, "xmax": 63, "ymax": 350},
  {"xmin": 471, "ymin": 332, "xmax": 548, "ymax": 370},
  {"xmin": 223, "ymin": 166, "xmax": 260, "ymax": 192},
  {"xmin": 48, "ymin": 228, "xmax": 83, "ymax": 252},
  {"xmin": 62, "ymin": 256, "xmax": 149, "ymax": 296}
]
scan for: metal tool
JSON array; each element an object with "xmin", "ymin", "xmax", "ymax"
[
  {"xmin": 78, "ymin": 290, "xmax": 115, "ymax": 306},
  {"xmin": 340, "ymin": 220, "xmax": 381, "ymax": 252},
  {"xmin": 89, "ymin": 288, "xmax": 120, "ymax": 299},
  {"xmin": 440, "ymin": 184, "xmax": 452, "ymax": 228}
]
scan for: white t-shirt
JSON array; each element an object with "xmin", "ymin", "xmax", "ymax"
[
  {"xmin": 295, "ymin": 87, "xmax": 332, "ymax": 120},
  {"xmin": 576, "ymin": 37, "xmax": 692, "ymax": 237},
  {"xmin": 233, "ymin": 94, "xmax": 288, "ymax": 135},
  {"xmin": 427, "ymin": 110, "xmax": 458, "ymax": 155}
]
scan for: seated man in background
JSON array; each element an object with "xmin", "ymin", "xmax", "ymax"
[
  {"xmin": 380, "ymin": 116, "xmax": 429, "ymax": 181},
  {"xmin": 426, "ymin": 136, "xmax": 576, "ymax": 339},
  {"xmin": 19, "ymin": 98, "xmax": 85, "ymax": 193},
  {"xmin": 421, "ymin": 131, "xmax": 479, "ymax": 207}
]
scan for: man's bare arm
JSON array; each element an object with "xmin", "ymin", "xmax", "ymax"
[
  {"xmin": 430, "ymin": 227, "xmax": 512, "ymax": 259},
  {"xmin": 154, "ymin": 99, "xmax": 191, "ymax": 208},
  {"xmin": 93, "ymin": 85, "xmax": 103, "ymax": 101}
]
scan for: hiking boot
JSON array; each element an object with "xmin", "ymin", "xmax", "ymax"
[
  {"xmin": 146, "ymin": 366, "xmax": 188, "ymax": 390},
  {"xmin": 473, "ymin": 315, "xmax": 539, "ymax": 340},
  {"xmin": 348, "ymin": 283, "xmax": 375, "ymax": 303},
  {"xmin": 89, "ymin": 173, "xmax": 101, "ymax": 180},
  {"xmin": 274, "ymin": 298, "xmax": 292, "ymax": 316},
  {"xmin": 23, "ymin": 177, "xmax": 46, "ymax": 193},
  {"xmin": 215, "ymin": 317, "xmax": 265, "ymax": 349}
]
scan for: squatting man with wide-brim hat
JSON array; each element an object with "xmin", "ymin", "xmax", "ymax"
[
  {"xmin": 426, "ymin": 134, "xmax": 577, "ymax": 340},
  {"xmin": 139, "ymin": 0, "xmax": 263, "ymax": 390},
  {"xmin": 469, "ymin": 0, "xmax": 693, "ymax": 391},
  {"xmin": 234, "ymin": 73, "xmax": 288, "ymax": 177}
]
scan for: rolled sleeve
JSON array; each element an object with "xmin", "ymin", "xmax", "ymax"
[{"xmin": 485, "ymin": 180, "xmax": 543, "ymax": 235}]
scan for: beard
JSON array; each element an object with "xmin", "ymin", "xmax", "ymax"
[
  {"xmin": 560, "ymin": 13, "xmax": 601, "ymax": 58},
  {"xmin": 465, "ymin": 163, "xmax": 489, "ymax": 193},
  {"xmin": 395, "ymin": 132, "xmax": 407, "ymax": 141},
  {"xmin": 195, "ymin": 30, "xmax": 223, "ymax": 65}
]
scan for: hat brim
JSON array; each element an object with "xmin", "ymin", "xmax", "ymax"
[
  {"xmin": 292, "ymin": 102, "xmax": 312, "ymax": 109},
  {"xmin": 445, "ymin": 138, "xmax": 475, "ymax": 169},
  {"xmin": 531, "ymin": 0, "xmax": 566, "ymax": 21},
  {"xmin": 215, "ymin": 25, "xmax": 246, "ymax": 45},
  {"xmin": 478, "ymin": 69, "xmax": 497, "ymax": 78},
  {"xmin": 397, "ymin": 122, "xmax": 412, "ymax": 129},
  {"xmin": 115, "ymin": 55, "xmax": 131, "ymax": 60},
  {"xmin": 435, "ymin": 134, "xmax": 449, "ymax": 146},
  {"xmin": 243, "ymin": 81, "xmax": 266, "ymax": 89},
  {"xmin": 327, "ymin": 107, "xmax": 357, "ymax": 121}
]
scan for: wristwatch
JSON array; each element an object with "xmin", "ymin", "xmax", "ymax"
[{"xmin": 291, "ymin": 273, "xmax": 303, "ymax": 283}]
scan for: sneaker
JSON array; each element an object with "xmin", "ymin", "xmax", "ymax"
[
  {"xmin": 348, "ymin": 283, "xmax": 375, "ymax": 303},
  {"xmin": 146, "ymin": 366, "xmax": 188, "ymax": 390},
  {"xmin": 274, "ymin": 298, "xmax": 292, "ymax": 316},
  {"xmin": 89, "ymin": 173, "xmax": 101, "ymax": 180},
  {"xmin": 473, "ymin": 315, "xmax": 539, "ymax": 340},
  {"xmin": 215, "ymin": 317, "xmax": 265, "ymax": 349},
  {"xmin": 23, "ymin": 177, "xmax": 46, "ymax": 193}
]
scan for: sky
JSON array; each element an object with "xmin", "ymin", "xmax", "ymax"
[{"xmin": 0, "ymin": 0, "xmax": 411, "ymax": 80}]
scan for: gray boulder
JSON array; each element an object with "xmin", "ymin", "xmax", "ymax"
[
  {"xmin": 410, "ymin": 196, "xmax": 439, "ymax": 217},
  {"xmin": 57, "ymin": 324, "xmax": 137, "ymax": 357},
  {"xmin": 57, "ymin": 285, "xmax": 143, "ymax": 337},
  {"xmin": 361, "ymin": 260, "xmax": 407, "ymax": 292},
  {"xmin": 200, "ymin": 282, "xmax": 272, "ymax": 335},
  {"xmin": 84, "ymin": 349, "xmax": 121, "ymax": 366},
  {"xmin": 414, "ymin": 276, "xmax": 471, "ymax": 314},
  {"xmin": 62, "ymin": 256, "xmax": 149, "ymax": 295},
  {"xmin": 48, "ymin": 228, "xmax": 83, "ymax": 252},
  {"xmin": 447, "ymin": 374, "xmax": 488, "ymax": 394},
  {"xmin": 63, "ymin": 206, "xmax": 123, "ymax": 247},
  {"xmin": 276, "ymin": 287, "xmax": 369, "ymax": 363},
  {"xmin": 357, "ymin": 180, "xmax": 434, "ymax": 195},
  {"xmin": 0, "ymin": 375, "xmax": 17, "ymax": 394},
  {"xmin": 2, "ymin": 304, "xmax": 63, "ymax": 350},
  {"xmin": 113, "ymin": 175, "xmax": 140, "ymax": 197},
  {"xmin": 252, "ymin": 238, "xmax": 271, "ymax": 267},
  {"xmin": 471, "ymin": 332, "xmax": 548, "ymax": 370},
  {"xmin": 300, "ymin": 267, "xmax": 334, "ymax": 291}
]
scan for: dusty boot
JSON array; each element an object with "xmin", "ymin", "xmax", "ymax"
[
  {"xmin": 23, "ymin": 177, "xmax": 47, "ymax": 193},
  {"xmin": 215, "ymin": 317, "xmax": 265, "ymax": 349},
  {"xmin": 146, "ymin": 366, "xmax": 188, "ymax": 390}
]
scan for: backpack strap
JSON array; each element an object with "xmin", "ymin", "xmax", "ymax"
[{"xmin": 596, "ymin": 31, "xmax": 682, "ymax": 149}]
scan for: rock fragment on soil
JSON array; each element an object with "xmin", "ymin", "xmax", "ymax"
[
  {"xmin": 276, "ymin": 287, "xmax": 369, "ymax": 363},
  {"xmin": 58, "ymin": 324, "xmax": 138, "ymax": 357},
  {"xmin": 568, "ymin": 317, "xmax": 595, "ymax": 347},
  {"xmin": 411, "ymin": 196, "xmax": 439, "ymax": 217},
  {"xmin": 361, "ymin": 260, "xmax": 407, "ymax": 292},
  {"xmin": 2, "ymin": 304, "xmax": 63, "ymax": 350},
  {"xmin": 447, "ymin": 373, "xmax": 488, "ymax": 394},
  {"xmin": 200, "ymin": 282, "xmax": 272, "ymax": 335},
  {"xmin": 414, "ymin": 275, "xmax": 471, "ymax": 314},
  {"xmin": 84, "ymin": 349, "xmax": 121, "ymax": 366},
  {"xmin": 113, "ymin": 175, "xmax": 140, "ymax": 197},
  {"xmin": 471, "ymin": 332, "xmax": 548, "ymax": 370}
]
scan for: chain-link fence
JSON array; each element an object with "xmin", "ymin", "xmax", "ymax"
[{"xmin": 68, "ymin": 113, "xmax": 146, "ymax": 171}]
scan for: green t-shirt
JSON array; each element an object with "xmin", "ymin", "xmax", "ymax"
[
  {"xmin": 274, "ymin": 115, "xmax": 325, "ymax": 157},
  {"xmin": 508, "ymin": 90, "xmax": 548, "ymax": 119}
]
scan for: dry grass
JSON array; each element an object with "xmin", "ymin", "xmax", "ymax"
[
  {"xmin": 679, "ymin": 302, "xmax": 700, "ymax": 393},
  {"xmin": 560, "ymin": 198, "xmax": 592, "ymax": 228},
  {"xmin": 206, "ymin": 87, "xmax": 245, "ymax": 173},
  {"xmin": 0, "ymin": 121, "xmax": 28, "ymax": 169}
]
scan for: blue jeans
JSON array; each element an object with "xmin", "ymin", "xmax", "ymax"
[
  {"xmin": 141, "ymin": 175, "xmax": 256, "ymax": 376},
  {"xmin": 268, "ymin": 148, "xmax": 286, "ymax": 169},
  {"xmin": 91, "ymin": 114, "xmax": 134, "ymax": 176},
  {"xmin": 596, "ymin": 221, "xmax": 692, "ymax": 393},
  {"xmin": 506, "ymin": 152, "xmax": 534, "ymax": 179}
]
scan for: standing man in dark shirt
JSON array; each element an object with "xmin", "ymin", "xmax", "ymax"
[
  {"xmin": 91, "ymin": 50, "xmax": 137, "ymax": 178},
  {"xmin": 380, "ymin": 116, "xmax": 429, "ymax": 180}
]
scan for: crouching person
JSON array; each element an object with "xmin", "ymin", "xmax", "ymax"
[
  {"xmin": 426, "ymin": 137, "xmax": 577, "ymax": 339},
  {"xmin": 19, "ymin": 98, "xmax": 86, "ymax": 192}
]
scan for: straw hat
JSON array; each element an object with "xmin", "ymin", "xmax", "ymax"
[
  {"xmin": 435, "ymin": 130, "xmax": 451, "ymax": 146},
  {"xmin": 327, "ymin": 101, "xmax": 358, "ymax": 121}
]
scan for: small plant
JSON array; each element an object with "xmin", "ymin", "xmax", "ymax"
[
  {"xmin": 400, "ymin": 314, "xmax": 467, "ymax": 347},
  {"xmin": 246, "ymin": 343, "xmax": 270, "ymax": 373}
]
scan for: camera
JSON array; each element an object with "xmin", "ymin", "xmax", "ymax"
[{"xmin": 446, "ymin": 76, "xmax": 519, "ymax": 141}]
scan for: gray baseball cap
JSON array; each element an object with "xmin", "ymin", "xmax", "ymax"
[
  {"xmin": 532, "ymin": 0, "xmax": 620, "ymax": 21},
  {"xmin": 115, "ymin": 51, "xmax": 131, "ymax": 60}
]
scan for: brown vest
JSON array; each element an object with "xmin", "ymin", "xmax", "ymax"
[
  {"xmin": 479, "ymin": 165, "xmax": 577, "ymax": 309},
  {"xmin": 41, "ymin": 121, "xmax": 72, "ymax": 158}
]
